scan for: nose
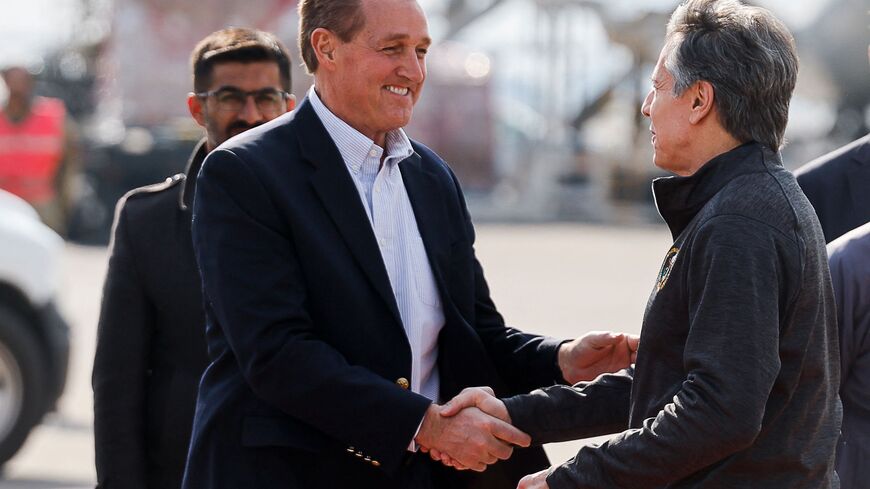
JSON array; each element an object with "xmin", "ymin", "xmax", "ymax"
[
  {"xmin": 398, "ymin": 50, "xmax": 425, "ymax": 84},
  {"xmin": 238, "ymin": 94, "xmax": 264, "ymax": 124},
  {"xmin": 641, "ymin": 89, "xmax": 653, "ymax": 118}
]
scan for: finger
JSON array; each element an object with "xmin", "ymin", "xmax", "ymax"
[
  {"xmin": 518, "ymin": 474, "xmax": 534, "ymax": 489},
  {"xmin": 480, "ymin": 386, "xmax": 495, "ymax": 396},
  {"xmin": 477, "ymin": 396, "xmax": 509, "ymax": 422},
  {"xmin": 626, "ymin": 334, "xmax": 640, "ymax": 351},
  {"xmin": 488, "ymin": 438, "xmax": 514, "ymax": 460},
  {"xmin": 489, "ymin": 418, "xmax": 532, "ymax": 447},
  {"xmin": 442, "ymin": 388, "xmax": 489, "ymax": 416},
  {"xmin": 582, "ymin": 331, "xmax": 622, "ymax": 350}
]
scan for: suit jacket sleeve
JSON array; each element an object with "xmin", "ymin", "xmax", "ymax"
[
  {"xmin": 449, "ymin": 169, "xmax": 566, "ymax": 393},
  {"xmin": 92, "ymin": 200, "xmax": 153, "ymax": 489},
  {"xmin": 503, "ymin": 370, "xmax": 633, "ymax": 444},
  {"xmin": 192, "ymin": 148, "xmax": 432, "ymax": 474}
]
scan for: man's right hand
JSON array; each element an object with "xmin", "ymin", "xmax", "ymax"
[{"xmin": 414, "ymin": 398, "xmax": 531, "ymax": 472}]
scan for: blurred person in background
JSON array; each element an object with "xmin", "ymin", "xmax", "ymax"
[
  {"xmin": 0, "ymin": 64, "xmax": 80, "ymax": 236},
  {"xmin": 442, "ymin": 1, "xmax": 842, "ymax": 487},
  {"xmin": 827, "ymin": 222, "xmax": 870, "ymax": 489},
  {"xmin": 91, "ymin": 27, "xmax": 296, "ymax": 489},
  {"xmin": 793, "ymin": 47, "xmax": 870, "ymax": 244},
  {"xmin": 796, "ymin": 43, "xmax": 870, "ymax": 489}
]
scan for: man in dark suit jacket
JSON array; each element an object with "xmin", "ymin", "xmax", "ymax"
[
  {"xmin": 795, "ymin": 133, "xmax": 870, "ymax": 243},
  {"xmin": 92, "ymin": 28, "xmax": 296, "ymax": 489},
  {"xmin": 183, "ymin": 0, "xmax": 637, "ymax": 487}
]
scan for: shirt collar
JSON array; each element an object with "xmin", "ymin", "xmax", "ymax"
[{"xmin": 307, "ymin": 86, "xmax": 413, "ymax": 174}]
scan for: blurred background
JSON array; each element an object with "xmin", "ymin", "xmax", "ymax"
[
  {"xmin": 0, "ymin": 0, "xmax": 866, "ymax": 486},
  {"xmin": 2, "ymin": 0, "xmax": 868, "ymax": 238}
]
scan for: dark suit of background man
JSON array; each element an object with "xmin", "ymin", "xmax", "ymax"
[
  {"xmin": 795, "ymin": 132, "xmax": 870, "ymax": 243},
  {"xmin": 182, "ymin": 0, "xmax": 637, "ymax": 487},
  {"xmin": 92, "ymin": 28, "xmax": 296, "ymax": 489}
]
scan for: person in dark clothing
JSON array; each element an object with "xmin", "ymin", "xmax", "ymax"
[
  {"xmin": 91, "ymin": 28, "xmax": 296, "ymax": 489},
  {"xmin": 795, "ymin": 133, "xmax": 870, "ymax": 243},
  {"xmin": 828, "ymin": 222, "xmax": 870, "ymax": 489},
  {"xmin": 181, "ymin": 0, "xmax": 640, "ymax": 487},
  {"xmin": 439, "ymin": 1, "xmax": 841, "ymax": 488}
]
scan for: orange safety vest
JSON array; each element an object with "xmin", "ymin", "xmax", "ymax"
[{"xmin": 0, "ymin": 97, "xmax": 66, "ymax": 205}]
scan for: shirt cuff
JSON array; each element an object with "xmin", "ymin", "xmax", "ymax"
[{"xmin": 408, "ymin": 412, "xmax": 426, "ymax": 451}]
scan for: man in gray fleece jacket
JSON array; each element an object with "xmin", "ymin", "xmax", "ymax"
[{"xmin": 435, "ymin": 1, "xmax": 842, "ymax": 487}]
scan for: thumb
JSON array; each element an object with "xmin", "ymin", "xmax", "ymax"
[
  {"xmin": 441, "ymin": 387, "xmax": 490, "ymax": 417},
  {"xmin": 586, "ymin": 330, "xmax": 622, "ymax": 348}
]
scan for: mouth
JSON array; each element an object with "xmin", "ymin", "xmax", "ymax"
[{"xmin": 385, "ymin": 85, "xmax": 410, "ymax": 96}]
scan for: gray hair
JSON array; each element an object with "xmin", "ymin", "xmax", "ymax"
[{"xmin": 664, "ymin": 0, "xmax": 798, "ymax": 150}]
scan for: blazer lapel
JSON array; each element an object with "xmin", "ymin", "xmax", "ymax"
[
  {"xmin": 295, "ymin": 100, "xmax": 403, "ymax": 328},
  {"xmin": 400, "ymin": 152, "xmax": 451, "ymax": 296}
]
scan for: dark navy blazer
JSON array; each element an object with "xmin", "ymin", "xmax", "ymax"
[{"xmin": 183, "ymin": 99, "xmax": 561, "ymax": 489}]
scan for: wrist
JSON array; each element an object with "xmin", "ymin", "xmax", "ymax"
[
  {"xmin": 414, "ymin": 403, "xmax": 440, "ymax": 448},
  {"xmin": 556, "ymin": 340, "xmax": 571, "ymax": 381}
]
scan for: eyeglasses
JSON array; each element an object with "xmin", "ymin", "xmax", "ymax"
[{"xmin": 196, "ymin": 87, "xmax": 290, "ymax": 114}]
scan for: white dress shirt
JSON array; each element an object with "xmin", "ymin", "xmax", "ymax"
[{"xmin": 309, "ymin": 87, "xmax": 445, "ymax": 404}]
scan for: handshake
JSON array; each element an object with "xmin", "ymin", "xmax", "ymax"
[
  {"xmin": 415, "ymin": 386, "xmax": 520, "ymax": 472},
  {"xmin": 414, "ymin": 330, "xmax": 639, "ymax": 473}
]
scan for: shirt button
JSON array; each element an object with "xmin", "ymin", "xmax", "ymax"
[{"xmin": 369, "ymin": 149, "xmax": 378, "ymax": 157}]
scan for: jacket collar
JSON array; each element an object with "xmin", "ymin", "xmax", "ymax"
[
  {"xmin": 179, "ymin": 138, "xmax": 208, "ymax": 211},
  {"xmin": 653, "ymin": 141, "xmax": 781, "ymax": 239}
]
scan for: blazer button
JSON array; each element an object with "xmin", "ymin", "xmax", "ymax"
[{"xmin": 396, "ymin": 377, "xmax": 410, "ymax": 389}]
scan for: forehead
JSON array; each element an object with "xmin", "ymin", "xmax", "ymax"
[
  {"xmin": 651, "ymin": 46, "xmax": 674, "ymax": 84},
  {"xmin": 358, "ymin": 0, "xmax": 430, "ymax": 42},
  {"xmin": 208, "ymin": 61, "xmax": 282, "ymax": 90}
]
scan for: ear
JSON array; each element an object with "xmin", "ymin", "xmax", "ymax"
[
  {"xmin": 311, "ymin": 28, "xmax": 338, "ymax": 70},
  {"xmin": 688, "ymin": 80, "xmax": 715, "ymax": 125},
  {"xmin": 187, "ymin": 93, "xmax": 207, "ymax": 128},
  {"xmin": 285, "ymin": 93, "xmax": 297, "ymax": 112}
]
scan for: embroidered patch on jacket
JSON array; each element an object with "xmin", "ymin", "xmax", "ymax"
[{"xmin": 656, "ymin": 247, "xmax": 680, "ymax": 291}]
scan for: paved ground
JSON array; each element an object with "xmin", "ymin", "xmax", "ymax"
[{"xmin": 0, "ymin": 223, "xmax": 672, "ymax": 488}]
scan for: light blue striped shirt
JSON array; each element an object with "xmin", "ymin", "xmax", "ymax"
[{"xmin": 309, "ymin": 87, "xmax": 444, "ymax": 404}]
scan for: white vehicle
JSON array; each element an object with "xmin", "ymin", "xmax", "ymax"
[{"xmin": 0, "ymin": 189, "xmax": 69, "ymax": 464}]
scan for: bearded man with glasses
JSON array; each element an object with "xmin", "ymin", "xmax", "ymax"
[{"xmin": 92, "ymin": 27, "xmax": 295, "ymax": 489}]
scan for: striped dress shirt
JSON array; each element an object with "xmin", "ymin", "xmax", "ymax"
[{"xmin": 309, "ymin": 87, "xmax": 445, "ymax": 405}]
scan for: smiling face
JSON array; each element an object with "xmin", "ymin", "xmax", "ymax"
[
  {"xmin": 319, "ymin": 0, "xmax": 430, "ymax": 146},
  {"xmin": 641, "ymin": 46, "xmax": 697, "ymax": 176}
]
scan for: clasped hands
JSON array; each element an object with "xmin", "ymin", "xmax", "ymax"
[{"xmin": 414, "ymin": 331, "xmax": 638, "ymax": 474}]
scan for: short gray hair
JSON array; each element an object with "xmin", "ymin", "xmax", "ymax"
[{"xmin": 664, "ymin": 0, "xmax": 798, "ymax": 150}]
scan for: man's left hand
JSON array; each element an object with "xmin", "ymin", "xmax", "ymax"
[
  {"xmin": 517, "ymin": 468, "xmax": 550, "ymax": 489},
  {"xmin": 558, "ymin": 331, "xmax": 639, "ymax": 384}
]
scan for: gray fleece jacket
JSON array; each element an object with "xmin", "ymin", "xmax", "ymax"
[{"xmin": 505, "ymin": 142, "xmax": 842, "ymax": 488}]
